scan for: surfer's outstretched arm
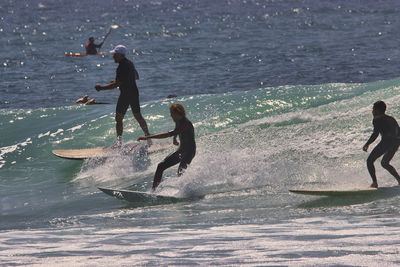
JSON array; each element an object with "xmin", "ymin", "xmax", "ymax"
[
  {"xmin": 137, "ymin": 132, "xmax": 170, "ymax": 141},
  {"xmin": 363, "ymin": 123, "xmax": 379, "ymax": 152},
  {"xmin": 95, "ymin": 80, "xmax": 119, "ymax": 91}
]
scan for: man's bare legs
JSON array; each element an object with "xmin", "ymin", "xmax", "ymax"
[
  {"xmin": 115, "ymin": 112, "xmax": 151, "ymax": 146},
  {"xmin": 367, "ymin": 144, "xmax": 400, "ymax": 188},
  {"xmin": 134, "ymin": 112, "xmax": 152, "ymax": 146},
  {"xmin": 133, "ymin": 112, "xmax": 150, "ymax": 135}
]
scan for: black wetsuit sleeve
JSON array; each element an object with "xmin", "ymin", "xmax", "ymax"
[
  {"xmin": 168, "ymin": 127, "xmax": 178, "ymax": 137},
  {"xmin": 365, "ymin": 119, "xmax": 379, "ymax": 146},
  {"xmin": 134, "ymin": 68, "xmax": 139, "ymax": 80}
]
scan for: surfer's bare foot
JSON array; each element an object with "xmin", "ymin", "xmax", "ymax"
[
  {"xmin": 369, "ymin": 182, "xmax": 378, "ymax": 188},
  {"xmin": 110, "ymin": 139, "xmax": 122, "ymax": 149},
  {"xmin": 106, "ymin": 144, "xmax": 120, "ymax": 151},
  {"xmin": 147, "ymin": 138, "xmax": 153, "ymax": 146}
]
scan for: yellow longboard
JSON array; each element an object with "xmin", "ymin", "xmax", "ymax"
[
  {"xmin": 52, "ymin": 142, "xmax": 171, "ymax": 160},
  {"xmin": 289, "ymin": 186, "xmax": 400, "ymax": 196}
]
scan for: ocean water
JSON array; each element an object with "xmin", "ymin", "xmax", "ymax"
[{"xmin": 1, "ymin": 0, "xmax": 400, "ymax": 266}]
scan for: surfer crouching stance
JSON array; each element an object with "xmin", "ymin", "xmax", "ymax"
[
  {"xmin": 137, "ymin": 103, "xmax": 196, "ymax": 190},
  {"xmin": 363, "ymin": 100, "xmax": 400, "ymax": 188}
]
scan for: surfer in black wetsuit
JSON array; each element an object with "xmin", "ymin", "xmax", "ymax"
[
  {"xmin": 363, "ymin": 100, "xmax": 400, "ymax": 188},
  {"xmin": 137, "ymin": 103, "xmax": 196, "ymax": 190},
  {"xmin": 95, "ymin": 45, "xmax": 151, "ymax": 146},
  {"xmin": 85, "ymin": 37, "xmax": 103, "ymax": 55}
]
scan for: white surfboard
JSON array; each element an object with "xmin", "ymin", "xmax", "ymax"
[
  {"xmin": 98, "ymin": 187, "xmax": 184, "ymax": 203},
  {"xmin": 52, "ymin": 142, "xmax": 171, "ymax": 160},
  {"xmin": 289, "ymin": 186, "xmax": 400, "ymax": 197}
]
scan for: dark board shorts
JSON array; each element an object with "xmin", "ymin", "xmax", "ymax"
[{"xmin": 116, "ymin": 93, "xmax": 140, "ymax": 115}]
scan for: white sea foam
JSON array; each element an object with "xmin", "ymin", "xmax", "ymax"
[
  {"xmin": 0, "ymin": 138, "xmax": 33, "ymax": 169},
  {"xmin": 1, "ymin": 216, "xmax": 399, "ymax": 266}
]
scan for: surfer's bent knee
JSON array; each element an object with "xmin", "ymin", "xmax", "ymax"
[{"xmin": 381, "ymin": 159, "xmax": 391, "ymax": 169}]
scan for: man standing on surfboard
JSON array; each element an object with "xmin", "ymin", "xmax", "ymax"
[
  {"xmin": 137, "ymin": 103, "xmax": 196, "ymax": 190},
  {"xmin": 85, "ymin": 37, "xmax": 104, "ymax": 55},
  {"xmin": 363, "ymin": 100, "xmax": 400, "ymax": 188},
  {"xmin": 95, "ymin": 45, "xmax": 151, "ymax": 146}
]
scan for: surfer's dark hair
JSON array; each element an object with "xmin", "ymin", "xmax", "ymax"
[
  {"xmin": 170, "ymin": 103, "xmax": 186, "ymax": 116},
  {"xmin": 373, "ymin": 100, "xmax": 386, "ymax": 113}
]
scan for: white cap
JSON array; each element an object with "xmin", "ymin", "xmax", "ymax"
[{"xmin": 110, "ymin": 45, "xmax": 127, "ymax": 55}]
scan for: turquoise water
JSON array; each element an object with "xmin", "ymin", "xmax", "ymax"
[
  {"xmin": 2, "ymin": 79, "xmax": 400, "ymax": 265},
  {"xmin": 2, "ymin": 0, "xmax": 400, "ymax": 265}
]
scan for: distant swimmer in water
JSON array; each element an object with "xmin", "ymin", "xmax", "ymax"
[
  {"xmin": 137, "ymin": 103, "xmax": 196, "ymax": 190},
  {"xmin": 85, "ymin": 37, "xmax": 104, "ymax": 55},
  {"xmin": 75, "ymin": 95, "xmax": 102, "ymax": 105},
  {"xmin": 363, "ymin": 100, "xmax": 400, "ymax": 188}
]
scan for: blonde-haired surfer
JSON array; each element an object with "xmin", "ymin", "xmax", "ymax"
[{"xmin": 137, "ymin": 103, "xmax": 196, "ymax": 190}]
